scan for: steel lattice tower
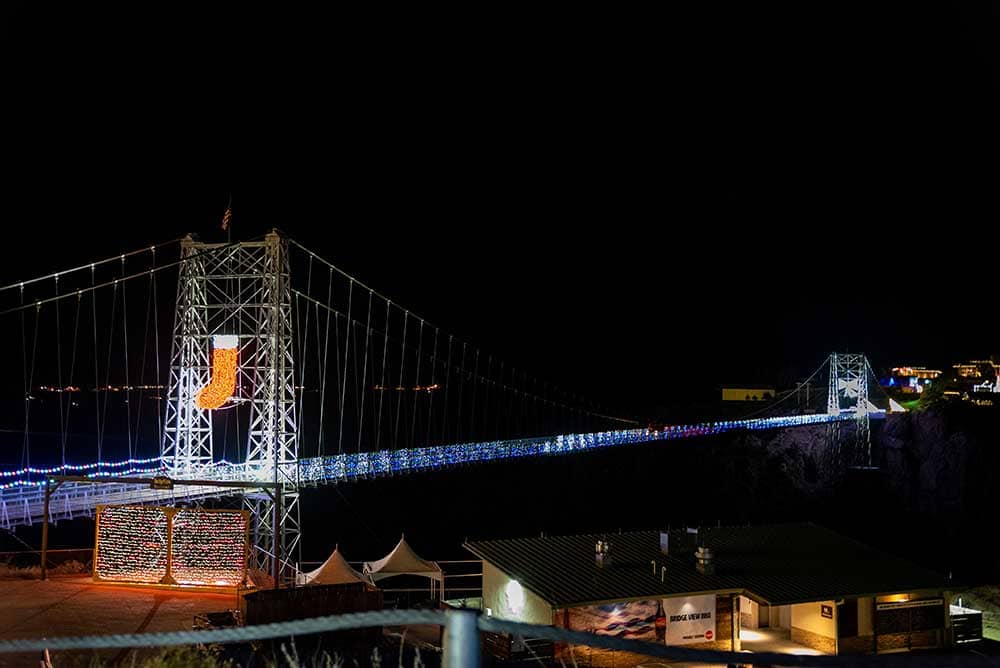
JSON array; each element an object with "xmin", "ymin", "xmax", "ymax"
[
  {"xmin": 162, "ymin": 230, "xmax": 299, "ymax": 583},
  {"xmin": 826, "ymin": 352, "xmax": 872, "ymax": 468},
  {"xmin": 162, "ymin": 238, "xmax": 214, "ymax": 475}
]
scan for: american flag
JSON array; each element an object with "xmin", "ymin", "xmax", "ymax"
[{"xmin": 222, "ymin": 205, "xmax": 232, "ymax": 231}]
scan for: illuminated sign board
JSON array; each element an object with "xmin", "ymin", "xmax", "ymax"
[{"xmin": 664, "ymin": 594, "xmax": 717, "ymax": 645}]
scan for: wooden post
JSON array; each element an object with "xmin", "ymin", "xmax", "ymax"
[
  {"xmin": 40, "ymin": 480, "xmax": 63, "ymax": 581},
  {"xmin": 41, "ymin": 480, "xmax": 51, "ymax": 581},
  {"xmin": 162, "ymin": 507, "xmax": 177, "ymax": 585}
]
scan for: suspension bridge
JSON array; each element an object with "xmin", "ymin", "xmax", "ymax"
[{"xmin": 0, "ymin": 230, "xmax": 888, "ymax": 581}]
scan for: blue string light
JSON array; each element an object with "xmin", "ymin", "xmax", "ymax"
[{"xmin": 0, "ymin": 413, "xmax": 878, "ymax": 494}]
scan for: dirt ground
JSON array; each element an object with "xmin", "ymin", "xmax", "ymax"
[{"xmin": 0, "ymin": 575, "xmax": 237, "ymax": 668}]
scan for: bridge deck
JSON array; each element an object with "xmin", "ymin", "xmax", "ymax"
[{"xmin": 1, "ymin": 412, "xmax": 874, "ymax": 529}]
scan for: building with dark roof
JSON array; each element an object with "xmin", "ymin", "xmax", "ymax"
[{"xmin": 465, "ymin": 523, "xmax": 958, "ymax": 662}]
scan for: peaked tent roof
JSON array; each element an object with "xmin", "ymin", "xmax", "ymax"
[
  {"xmin": 363, "ymin": 535, "xmax": 443, "ymax": 581},
  {"xmin": 296, "ymin": 546, "xmax": 370, "ymax": 586}
]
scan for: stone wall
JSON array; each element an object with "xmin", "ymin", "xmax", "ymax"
[
  {"xmin": 838, "ymin": 635, "xmax": 874, "ymax": 654},
  {"xmin": 877, "ymin": 629, "xmax": 941, "ymax": 652},
  {"xmin": 791, "ymin": 626, "xmax": 837, "ymax": 654}
]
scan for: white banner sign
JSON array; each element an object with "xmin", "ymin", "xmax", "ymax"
[{"xmin": 663, "ymin": 594, "xmax": 717, "ymax": 645}]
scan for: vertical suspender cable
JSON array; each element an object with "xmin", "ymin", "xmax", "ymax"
[
  {"xmin": 425, "ymin": 327, "xmax": 439, "ymax": 447},
  {"xmin": 331, "ymin": 278, "xmax": 343, "ymax": 454},
  {"xmin": 134, "ymin": 272, "xmax": 153, "ymax": 459},
  {"xmin": 356, "ymin": 290, "xmax": 373, "ymax": 452},
  {"xmin": 317, "ymin": 268, "xmax": 333, "ymax": 457},
  {"xmin": 54, "ymin": 276, "xmax": 66, "ymax": 466},
  {"xmin": 121, "ymin": 258, "xmax": 132, "ymax": 460},
  {"xmin": 409, "ymin": 319, "xmax": 424, "ymax": 449},
  {"xmin": 375, "ymin": 300, "xmax": 391, "ymax": 450},
  {"xmin": 62, "ymin": 292, "xmax": 82, "ymax": 465},
  {"xmin": 441, "ymin": 335, "xmax": 453, "ymax": 444},
  {"xmin": 349, "ymin": 305, "xmax": 362, "ymax": 444},
  {"xmin": 296, "ymin": 258, "xmax": 313, "ymax": 455},
  {"xmin": 152, "ymin": 250, "xmax": 164, "ymax": 460},
  {"xmin": 91, "ymin": 266, "xmax": 101, "ymax": 465},
  {"xmin": 24, "ymin": 304, "xmax": 40, "ymax": 469},
  {"xmin": 19, "ymin": 286, "xmax": 35, "ymax": 471},
  {"xmin": 455, "ymin": 343, "xmax": 466, "ymax": 443},
  {"xmin": 495, "ymin": 361, "xmax": 504, "ymax": 439},
  {"xmin": 337, "ymin": 280, "xmax": 354, "ymax": 454},
  {"xmin": 392, "ymin": 310, "xmax": 409, "ymax": 451},
  {"xmin": 482, "ymin": 355, "xmax": 492, "ymax": 441},
  {"xmin": 470, "ymin": 350, "xmax": 480, "ymax": 441},
  {"xmin": 312, "ymin": 299, "xmax": 322, "ymax": 459},
  {"xmin": 99, "ymin": 280, "xmax": 119, "ymax": 468}
]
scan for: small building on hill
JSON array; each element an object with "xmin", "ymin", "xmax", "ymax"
[{"xmin": 721, "ymin": 386, "xmax": 774, "ymax": 402}]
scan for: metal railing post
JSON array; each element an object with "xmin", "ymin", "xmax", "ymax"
[{"xmin": 443, "ymin": 609, "xmax": 480, "ymax": 668}]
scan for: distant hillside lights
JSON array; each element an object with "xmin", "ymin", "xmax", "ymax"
[
  {"xmin": 883, "ymin": 359, "xmax": 1000, "ymax": 404},
  {"xmin": 372, "ymin": 383, "xmax": 440, "ymax": 392}
]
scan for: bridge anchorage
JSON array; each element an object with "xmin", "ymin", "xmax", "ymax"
[{"xmin": 0, "ymin": 226, "xmax": 890, "ymax": 587}]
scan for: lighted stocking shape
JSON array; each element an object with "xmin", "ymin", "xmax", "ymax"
[{"xmin": 196, "ymin": 335, "xmax": 239, "ymax": 409}]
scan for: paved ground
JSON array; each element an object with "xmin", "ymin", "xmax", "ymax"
[
  {"xmin": 738, "ymin": 627, "xmax": 824, "ymax": 655},
  {"xmin": 0, "ymin": 575, "xmax": 237, "ymax": 667}
]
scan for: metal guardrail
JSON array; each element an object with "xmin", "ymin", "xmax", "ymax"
[{"xmin": 0, "ymin": 608, "xmax": 989, "ymax": 667}]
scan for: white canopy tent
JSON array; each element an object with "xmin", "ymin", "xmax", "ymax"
[
  {"xmin": 296, "ymin": 545, "xmax": 371, "ymax": 586},
  {"xmin": 363, "ymin": 535, "xmax": 443, "ymax": 599}
]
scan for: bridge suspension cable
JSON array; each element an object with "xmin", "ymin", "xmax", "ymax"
[
  {"xmin": 0, "ymin": 239, "xmax": 254, "ymax": 317},
  {"xmin": 290, "ymin": 287, "xmax": 638, "ymax": 430},
  {"xmin": 287, "ymin": 239, "xmax": 639, "ymax": 427},
  {"xmin": 0, "ymin": 238, "xmax": 182, "ymax": 295}
]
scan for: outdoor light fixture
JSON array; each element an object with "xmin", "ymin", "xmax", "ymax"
[
  {"xmin": 504, "ymin": 579, "xmax": 526, "ymax": 616},
  {"xmin": 196, "ymin": 335, "xmax": 239, "ymax": 409}
]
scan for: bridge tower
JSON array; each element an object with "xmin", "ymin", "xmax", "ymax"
[
  {"xmin": 162, "ymin": 230, "xmax": 299, "ymax": 583},
  {"xmin": 826, "ymin": 352, "xmax": 872, "ymax": 468}
]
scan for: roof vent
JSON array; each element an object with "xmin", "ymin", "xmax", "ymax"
[
  {"xmin": 595, "ymin": 539, "xmax": 612, "ymax": 569},
  {"xmin": 695, "ymin": 545, "xmax": 715, "ymax": 575}
]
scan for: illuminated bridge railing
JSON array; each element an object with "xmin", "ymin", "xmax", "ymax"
[
  {"xmin": 1, "ymin": 411, "xmax": 880, "ymax": 529},
  {"xmin": 294, "ymin": 411, "xmax": 872, "ymax": 483}
]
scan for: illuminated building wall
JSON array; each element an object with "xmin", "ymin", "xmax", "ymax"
[
  {"xmin": 482, "ymin": 561, "xmax": 552, "ymax": 625},
  {"xmin": 94, "ymin": 504, "xmax": 249, "ymax": 588},
  {"xmin": 890, "ymin": 367, "xmax": 942, "ymax": 380}
]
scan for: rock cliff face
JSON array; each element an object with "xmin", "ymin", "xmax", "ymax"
[
  {"xmin": 738, "ymin": 406, "xmax": 998, "ymax": 517},
  {"xmin": 878, "ymin": 410, "xmax": 977, "ymax": 515}
]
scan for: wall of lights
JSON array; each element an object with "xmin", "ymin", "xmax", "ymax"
[
  {"xmin": 171, "ymin": 508, "xmax": 249, "ymax": 587},
  {"xmin": 195, "ymin": 335, "xmax": 239, "ymax": 410},
  {"xmin": 94, "ymin": 504, "xmax": 248, "ymax": 588},
  {"xmin": 94, "ymin": 505, "xmax": 169, "ymax": 583}
]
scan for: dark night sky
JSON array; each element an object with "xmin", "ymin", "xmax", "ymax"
[{"xmin": 1, "ymin": 3, "xmax": 995, "ymax": 417}]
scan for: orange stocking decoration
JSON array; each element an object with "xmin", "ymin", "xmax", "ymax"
[{"xmin": 196, "ymin": 335, "xmax": 238, "ymax": 409}]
